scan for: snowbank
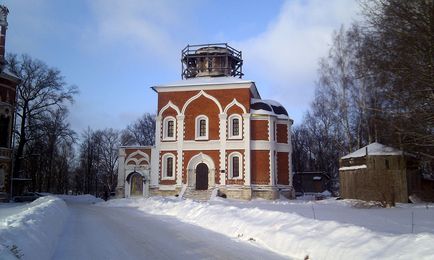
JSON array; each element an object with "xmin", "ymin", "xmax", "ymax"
[
  {"xmin": 101, "ymin": 197, "xmax": 434, "ymax": 259},
  {"xmin": 0, "ymin": 196, "xmax": 68, "ymax": 260},
  {"xmin": 55, "ymin": 194, "xmax": 103, "ymax": 203}
]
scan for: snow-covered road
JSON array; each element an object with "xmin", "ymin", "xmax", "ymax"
[{"xmin": 53, "ymin": 201, "xmax": 286, "ymax": 260}]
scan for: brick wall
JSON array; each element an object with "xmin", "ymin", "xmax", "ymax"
[
  {"xmin": 251, "ymin": 120, "xmax": 269, "ymax": 140},
  {"xmin": 277, "ymin": 152, "xmax": 289, "ymax": 185},
  {"xmin": 276, "ymin": 124, "xmax": 288, "ymax": 144},
  {"xmin": 184, "ymin": 95, "xmax": 220, "ymax": 140},
  {"xmin": 251, "ymin": 150, "xmax": 270, "ymax": 185},
  {"xmin": 157, "ymin": 88, "xmax": 251, "ymax": 114},
  {"xmin": 125, "ymin": 148, "xmax": 151, "ymax": 159}
]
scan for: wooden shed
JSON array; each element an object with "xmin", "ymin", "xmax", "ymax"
[
  {"xmin": 293, "ymin": 172, "xmax": 330, "ymax": 194},
  {"xmin": 339, "ymin": 142, "xmax": 409, "ymax": 203}
]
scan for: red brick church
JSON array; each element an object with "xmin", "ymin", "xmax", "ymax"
[
  {"xmin": 116, "ymin": 44, "xmax": 294, "ymax": 200},
  {"xmin": 0, "ymin": 6, "xmax": 20, "ymax": 202}
]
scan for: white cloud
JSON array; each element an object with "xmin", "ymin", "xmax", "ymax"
[
  {"xmin": 87, "ymin": 0, "xmax": 195, "ymax": 62},
  {"xmin": 236, "ymin": 0, "xmax": 359, "ymax": 123}
]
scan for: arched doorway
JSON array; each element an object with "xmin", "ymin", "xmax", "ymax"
[
  {"xmin": 130, "ymin": 172, "xmax": 143, "ymax": 197},
  {"xmin": 196, "ymin": 163, "xmax": 208, "ymax": 190},
  {"xmin": 186, "ymin": 153, "xmax": 215, "ymax": 189}
]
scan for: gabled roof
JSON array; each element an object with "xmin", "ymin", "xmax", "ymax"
[
  {"xmin": 151, "ymin": 76, "xmax": 261, "ymax": 99},
  {"xmin": 341, "ymin": 142, "xmax": 403, "ymax": 159}
]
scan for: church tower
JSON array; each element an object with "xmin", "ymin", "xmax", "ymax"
[
  {"xmin": 0, "ymin": 5, "xmax": 9, "ymax": 70},
  {"xmin": 0, "ymin": 5, "xmax": 20, "ymax": 202},
  {"xmin": 181, "ymin": 43, "xmax": 243, "ymax": 79}
]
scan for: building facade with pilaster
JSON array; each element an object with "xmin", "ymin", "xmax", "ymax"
[
  {"xmin": 117, "ymin": 44, "xmax": 293, "ymax": 200},
  {"xmin": 0, "ymin": 5, "xmax": 20, "ymax": 202}
]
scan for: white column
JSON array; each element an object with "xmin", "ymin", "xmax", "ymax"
[
  {"xmin": 150, "ymin": 148, "xmax": 159, "ymax": 187},
  {"xmin": 155, "ymin": 116, "xmax": 162, "ymax": 147},
  {"xmin": 219, "ymin": 113, "xmax": 227, "ymax": 185},
  {"xmin": 288, "ymin": 120, "xmax": 293, "ymax": 186},
  {"xmin": 155, "ymin": 116, "xmax": 162, "ymax": 185},
  {"xmin": 243, "ymin": 113, "xmax": 251, "ymax": 186},
  {"xmin": 176, "ymin": 115, "xmax": 185, "ymax": 186},
  {"xmin": 116, "ymin": 148, "xmax": 126, "ymax": 197},
  {"xmin": 269, "ymin": 117, "xmax": 277, "ymax": 185}
]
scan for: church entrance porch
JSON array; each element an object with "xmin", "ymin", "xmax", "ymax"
[
  {"xmin": 130, "ymin": 173, "xmax": 143, "ymax": 197},
  {"xmin": 186, "ymin": 153, "xmax": 216, "ymax": 191},
  {"xmin": 125, "ymin": 170, "xmax": 150, "ymax": 198},
  {"xmin": 195, "ymin": 163, "xmax": 208, "ymax": 190}
]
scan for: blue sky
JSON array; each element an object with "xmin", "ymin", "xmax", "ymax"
[{"xmin": 2, "ymin": 0, "xmax": 359, "ymax": 134}]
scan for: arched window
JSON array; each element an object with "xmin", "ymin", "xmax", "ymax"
[
  {"xmin": 162, "ymin": 116, "xmax": 176, "ymax": 141},
  {"xmin": 162, "ymin": 153, "xmax": 175, "ymax": 180},
  {"xmin": 228, "ymin": 114, "xmax": 242, "ymax": 139},
  {"xmin": 228, "ymin": 152, "xmax": 242, "ymax": 179},
  {"xmin": 195, "ymin": 115, "xmax": 208, "ymax": 140}
]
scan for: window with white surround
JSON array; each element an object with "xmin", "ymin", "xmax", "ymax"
[
  {"xmin": 162, "ymin": 153, "xmax": 175, "ymax": 180},
  {"xmin": 228, "ymin": 152, "xmax": 242, "ymax": 179},
  {"xmin": 195, "ymin": 115, "xmax": 209, "ymax": 140},
  {"xmin": 162, "ymin": 116, "xmax": 176, "ymax": 141},
  {"xmin": 228, "ymin": 114, "xmax": 242, "ymax": 139}
]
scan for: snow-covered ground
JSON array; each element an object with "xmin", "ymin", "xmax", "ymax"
[
  {"xmin": 54, "ymin": 194, "xmax": 103, "ymax": 204},
  {"xmin": 1, "ymin": 195, "xmax": 433, "ymax": 259},
  {"xmin": 0, "ymin": 195, "xmax": 101, "ymax": 260},
  {"xmin": 101, "ymin": 197, "xmax": 434, "ymax": 260},
  {"xmin": 53, "ymin": 199, "xmax": 284, "ymax": 260},
  {"xmin": 212, "ymin": 196, "xmax": 434, "ymax": 234},
  {"xmin": 0, "ymin": 196, "xmax": 68, "ymax": 260},
  {"xmin": 1, "ymin": 194, "xmax": 285, "ymax": 259}
]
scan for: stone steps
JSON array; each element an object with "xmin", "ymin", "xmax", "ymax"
[{"xmin": 183, "ymin": 188, "xmax": 213, "ymax": 201}]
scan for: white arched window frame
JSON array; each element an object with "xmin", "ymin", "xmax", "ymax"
[
  {"xmin": 162, "ymin": 116, "xmax": 176, "ymax": 141},
  {"xmin": 228, "ymin": 152, "xmax": 243, "ymax": 179},
  {"xmin": 228, "ymin": 114, "xmax": 242, "ymax": 139},
  {"xmin": 195, "ymin": 115, "xmax": 209, "ymax": 140},
  {"xmin": 162, "ymin": 153, "xmax": 176, "ymax": 180}
]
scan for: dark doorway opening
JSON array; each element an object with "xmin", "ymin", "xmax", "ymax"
[
  {"xmin": 130, "ymin": 173, "xmax": 143, "ymax": 196},
  {"xmin": 195, "ymin": 163, "xmax": 208, "ymax": 190}
]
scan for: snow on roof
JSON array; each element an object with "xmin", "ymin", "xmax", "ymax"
[
  {"xmin": 262, "ymin": 99, "xmax": 282, "ymax": 107},
  {"xmin": 154, "ymin": 76, "xmax": 254, "ymax": 88},
  {"xmin": 341, "ymin": 142, "xmax": 403, "ymax": 159},
  {"xmin": 339, "ymin": 165, "xmax": 368, "ymax": 171},
  {"xmin": 152, "ymin": 76, "xmax": 261, "ymax": 98},
  {"xmin": 1, "ymin": 68, "xmax": 20, "ymax": 82},
  {"xmin": 251, "ymin": 98, "xmax": 290, "ymax": 119}
]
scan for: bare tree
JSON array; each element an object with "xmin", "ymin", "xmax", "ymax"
[
  {"xmin": 74, "ymin": 128, "xmax": 120, "ymax": 197},
  {"xmin": 42, "ymin": 108, "xmax": 76, "ymax": 192},
  {"xmin": 20, "ymin": 108, "xmax": 75, "ymax": 193},
  {"xmin": 293, "ymin": 0, "xmax": 434, "ymax": 195},
  {"xmin": 6, "ymin": 54, "xmax": 78, "ymax": 178},
  {"xmin": 98, "ymin": 128, "xmax": 120, "ymax": 194},
  {"xmin": 359, "ymin": 0, "xmax": 434, "ymax": 157},
  {"xmin": 121, "ymin": 113, "xmax": 155, "ymax": 146}
]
